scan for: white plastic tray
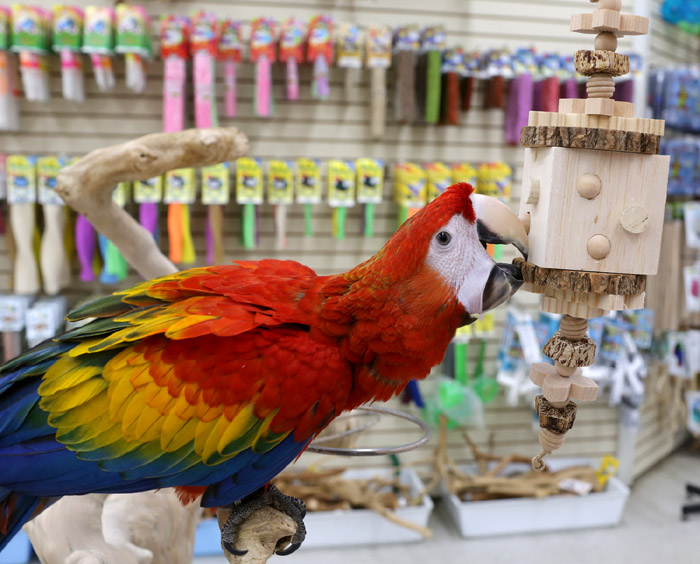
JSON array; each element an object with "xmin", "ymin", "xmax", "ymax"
[{"xmin": 441, "ymin": 458, "xmax": 630, "ymax": 538}]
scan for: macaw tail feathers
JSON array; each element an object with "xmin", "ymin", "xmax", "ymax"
[{"xmin": 0, "ymin": 491, "xmax": 44, "ymax": 551}]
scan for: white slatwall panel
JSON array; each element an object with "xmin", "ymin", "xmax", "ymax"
[
  {"xmin": 650, "ymin": 0, "xmax": 700, "ymax": 66},
  {"xmin": 0, "ymin": 0, "xmax": 649, "ymax": 478}
]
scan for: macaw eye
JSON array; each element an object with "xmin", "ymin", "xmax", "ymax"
[{"xmin": 436, "ymin": 231, "xmax": 452, "ymax": 246}]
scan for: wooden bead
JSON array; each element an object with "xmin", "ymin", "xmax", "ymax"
[
  {"xmin": 620, "ymin": 206, "xmax": 650, "ymax": 234},
  {"xmin": 595, "ymin": 32, "xmax": 618, "ymax": 51},
  {"xmin": 577, "ymin": 173, "xmax": 602, "ymax": 199},
  {"xmin": 560, "ymin": 315, "xmax": 588, "ymax": 339},
  {"xmin": 587, "ymin": 234, "xmax": 611, "ymax": 259},
  {"xmin": 597, "ymin": 0, "xmax": 622, "ymax": 11}
]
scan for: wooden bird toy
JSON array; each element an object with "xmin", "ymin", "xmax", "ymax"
[{"xmin": 516, "ymin": 0, "xmax": 669, "ymax": 471}]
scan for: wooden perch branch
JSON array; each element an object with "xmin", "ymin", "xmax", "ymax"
[{"xmin": 56, "ymin": 127, "xmax": 249, "ymax": 280}]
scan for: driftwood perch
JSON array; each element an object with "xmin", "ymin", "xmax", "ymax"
[
  {"xmin": 56, "ymin": 127, "xmax": 249, "ymax": 280},
  {"xmin": 26, "ymin": 127, "xmax": 300, "ymax": 564}
]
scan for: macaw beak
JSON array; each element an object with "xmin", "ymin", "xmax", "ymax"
[
  {"xmin": 472, "ymin": 194, "xmax": 529, "ymax": 260},
  {"xmin": 472, "ymin": 194, "xmax": 529, "ymax": 314}
]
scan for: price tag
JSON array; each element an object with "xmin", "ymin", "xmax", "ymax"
[
  {"xmin": 133, "ymin": 176, "xmax": 163, "ymax": 204},
  {"xmin": 201, "ymin": 163, "xmax": 230, "ymax": 205},
  {"xmin": 236, "ymin": 157, "xmax": 264, "ymax": 205},
  {"xmin": 327, "ymin": 160, "xmax": 355, "ymax": 208},
  {"xmin": 6, "ymin": 155, "xmax": 37, "ymax": 204},
  {"xmin": 164, "ymin": 168, "xmax": 196, "ymax": 204},
  {"xmin": 296, "ymin": 158, "xmax": 322, "ymax": 204},
  {"xmin": 267, "ymin": 160, "xmax": 294, "ymax": 205},
  {"xmin": 37, "ymin": 156, "xmax": 65, "ymax": 205},
  {"xmin": 356, "ymin": 158, "xmax": 383, "ymax": 204}
]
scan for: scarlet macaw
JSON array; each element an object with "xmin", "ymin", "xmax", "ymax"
[{"xmin": 0, "ymin": 183, "xmax": 527, "ymax": 555}]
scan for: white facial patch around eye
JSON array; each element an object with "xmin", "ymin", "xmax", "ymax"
[{"xmin": 425, "ymin": 214, "xmax": 496, "ymax": 314}]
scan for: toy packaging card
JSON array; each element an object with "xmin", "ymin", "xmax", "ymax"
[
  {"xmin": 336, "ymin": 22, "xmax": 362, "ymax": 68},
  {"xmin": 133, "ymin": 176, "xmax": 163, "ymax": 204},
  {"xmin": 164, "ymin": 168, "xmax": 196, "ymax": 204},
  {"xmin": 82, "ymin": 6, "xmax": 115, "ymax": 54},
  {"xmin": 366, "ymin": 24, "xmax": 391, "ymax": 68},
  {"xmin": 250, "ymin": 18, "xmax": 276, "ymax": 62},
  {"xmin": 394, "ymin": 162, "xmax": 427, "ymax": 208},
  {"xmin": 236, "ymin": 157, "xmax": 264, "ymax": 204},
  {"xmin": 37, "ymin": 156, "xmax": 65, "ymax": 206},
  {"xmin": 6, "ymin": 155, "xmax": 36, "ymax": 204},
  {"xmin": 451, "ymin": 162, "xmax": 477, "ymax": 186},
  {"xmin": 279, "ymin": 18, "xmax": 305, "ymax": 63},
  {"xmin": 686, "ymin": 390, "xmax": 700, "ymax": 434},
  {"xmin": 113, "ymin": 181, "xmax": 129, "ymax": 207},
  {"xmin": 53, "ymin": 6, "xmax": 84, "ymax": 52},
  {"xmin": 160, "ymin": 15, "xmax": 189, "ymax": 59},
  {"xmin": 477, "ymin": 162, "xmax": 512, "ymax": 201},
  {"xmin": 394, "ymin": 24, "xmax": 420, "ymax": 52},
  {"xmin": 201, "ymin": 163, "xmax": 230, "ymax": 205},
  {"xmin": 0, "ymin": 8, "xmax": 9, "ymax": 51},
  {"xmin": 267, "ymin": 160, "xmax": 294, "ymax": 204},
  {"xmin": 219, "ymin": 20, "xmax": 243, "ymax": 62},
  {"xmin": 115, "ymin": 4, "xmax": 152, "ymax": 57},
  {"xmin": 307, "ymin": 15, "xmax": 332, "ymax": 62},
  {"xmin": 327, "ymin": 160, "xmax": 355, "ymax": 207},
  {"xmin": 11, "ymin": 5, "xmax": 51, "ymax": 54},
  {"xmin": 190, "ymin": 11, "xmax": 217, "ymax": 56},
  {"xmin": 296, "ymin": 158, "xmax": 322, "ymax": 204},
  {"xmin": 426, "ymin": 162, "xmax": 452, "ymax": 202},
  {"xmin": 356, "ymin": 158, "xmax": 383, "ymax": 204}
]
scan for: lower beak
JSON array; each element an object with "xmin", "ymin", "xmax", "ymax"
[{"xmin": 482, "ymin": 262, "xmax": 523, "ymax": 312}]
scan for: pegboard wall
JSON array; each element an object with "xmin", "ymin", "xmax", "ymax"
[{"xmin": 1, "ymin": 0, "xmax": 674, "ymax": 480}]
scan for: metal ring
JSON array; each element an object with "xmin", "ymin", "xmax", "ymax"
[
  {"xmin": 306, "ymin": 406, "xmax": 432, "ymax": 456},
  {"xmin": 309, "ymin": 410, "xmax": 381, "ymax": 445}
]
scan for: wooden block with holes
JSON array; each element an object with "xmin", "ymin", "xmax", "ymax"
[{"xmin": 519, "ymin": 147, "xmax": 669, "ymax": 275}]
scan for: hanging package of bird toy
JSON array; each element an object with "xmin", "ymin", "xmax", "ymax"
[
  {"xmin": 327, "ymin": 160, "xmax": 355, "ymax": 207},
  {"xmin": 356, "ymin": 158, "xmax": 383, "ymax": 204},
  {"xmin": 451, "ymin": 162, "xmax": 477, "ymax": 186},
  {"xmin": 219, "ymin": 20, "xmax": 243, "ymax": 117},
  {"xmin": 133, "ymin": 176, "xmax": 163, "ymax": 204},
  {"xmin": 296, "ymin": 158, "xmax": 322, "ymax": 204},
  {"xmin": 82, "ymin": 6, "xmax": 115, "ymax": 92},
  {"xmin": 394, "ymin": 162, "xmax": 427, "ymax": 209},
  {"xmin": 6, "ymin": 155, "xmax": 36, "ymax": 204},
  {"xmin": 0, "ymin": 7, "xmax": 19, "ymax": 131},
  {"xmin": 308, "ymin": 15, "xmax": 332, "ymax": 99},
  {"xmin": 336, "ymin": 22, "xmax": 362, "ymax": 68},
  {"xmin": 236, "ymin": 157, "xmax": 264, "ymax": 205},
  {"xmin": 201, "ymin": 163, "xmax": 230, "ymax": 206},
  {"xmin": 426, "ymin": 162, "xmax": 452, "ymax": 202},
  {"xmin": 53, "ymin": 6, "xmax": 85, "ymax": 102},
  {"xmin": 476, "ymin": 162, "xmax": 512, "ymax": 201},
  {"xmin": 37, "ymin": 156, "xmax": 65, "ymax": 206},
  {"xmin": 267, "ymin": 160, "xmax": 294, "ymax": 205},
  {"xmin": 160, "ymin": 15, "xmax": 189, "ymax": 60},
  {"xmin": 11, "ymin": 5, "xmax": 51, "ymax": 102},
  {"xmin": 115, "ymin": 5, "xmax": 152, "ymax": 93},
  {"xmin": 165, "ymin": 168, "xmax": 196, "ymax": 205},
  {"xmin": 191, "ymin": 12, "xmax": 218, "ymax": 129},
  {"xmin": 161, "ymin": 15, "xmax": 189, "ymax": 132},
  {"xmin": 279, "ymin": 18, "xmax": 305, "ymax": 101}
]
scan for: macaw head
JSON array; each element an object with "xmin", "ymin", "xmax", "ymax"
[{"xmin": 369, "ymin": 182, "xmax": 527, "ymax": 324}]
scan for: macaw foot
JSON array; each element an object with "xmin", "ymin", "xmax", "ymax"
[{"xmin": 221, "ymin": 484, "xmax": 307, "ymax": 557}]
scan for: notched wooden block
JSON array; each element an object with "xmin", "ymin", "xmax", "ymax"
[
  {"xmin": 530, "ymin": 363, "xmax": 600, "ymax": 403},
  {"xmin": 541, "ymin": 297, "xmax": 608, "ymax": 319},
  {"xmin": 571, "ymin": 12, "xmax": 649, "ymax": 36},
  {"xmin": 519, "ymin": 147, "xmax": 669, "ymax": 275},
  {"xmin": 585, "ymin": 97, "xmax": 615, "ymax": 116}
]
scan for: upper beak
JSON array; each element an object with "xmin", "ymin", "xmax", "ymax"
[{"xmin": 472, "ymin": 194, "xmax": 529, "ymax": 260}]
